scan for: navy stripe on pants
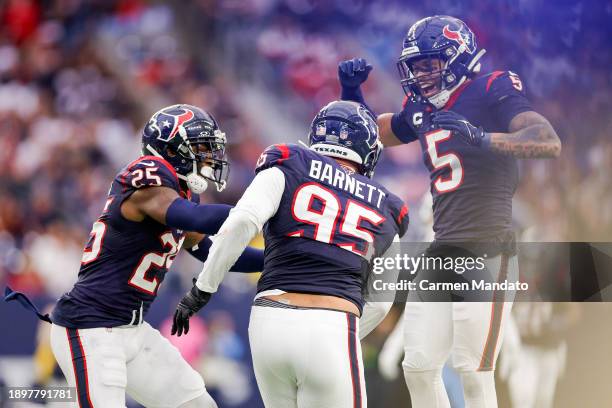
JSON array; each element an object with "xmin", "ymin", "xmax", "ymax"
[
  {"xmin": 346, "ymin": 314, "xmax": 362, "ymax": 408},
  {"xmin": 66, "ymin": 328, "xmax": 94, "ymax": 408}
]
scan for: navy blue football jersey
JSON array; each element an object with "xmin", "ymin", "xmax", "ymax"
[
  {"xmin": 395, "ymin": 71, "xmax": 532, "ymax": 242},
  {"xmin": 255, "ymin": 144, "xmax": 409, "ymax": 311},
  {"xmin": 52, "ymin": 156, "xmax": 196, "ymax": 328}
]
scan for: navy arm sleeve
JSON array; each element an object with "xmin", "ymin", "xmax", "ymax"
[
  {"xmin": 187, "ymin": 237, "xmax": 264, "ymax": 272},
  {"xmin": 341, "ymin": 86, "xmax": 375, "ymax": 115},
  {"xmin": 165, "ymin": 199, "xmax": 232, "ymax": 235}
]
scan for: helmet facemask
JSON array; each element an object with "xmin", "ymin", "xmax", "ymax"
[
  {"xmin": 398, "ymin": 48, "xmax": 462, "ymax": 108},
  {"xmin": 175, "ymin": 126, "xmax": 229, "ymax": 193}
]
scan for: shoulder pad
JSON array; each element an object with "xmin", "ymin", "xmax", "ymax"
[
  {"xmin": 485, "ymin": 70, "xmax": 527, "ymax": 100},
  {"xmin": 120, "ymin": 156, "xmax": 180, "ymax": 191},
  {"xmin": 255, "ymin": 144, "xmax": 294, "ymax": 174}
]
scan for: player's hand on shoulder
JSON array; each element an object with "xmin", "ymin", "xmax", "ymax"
[
  {"xmin": 431, "ymin": 110, "xmax": 489, "ymax": 147},
  {"xmin": 338, "ymin": 58, "xmax": 373, "ymax": 89},
  {"xmin": 172, "ymin": 280, "xmax": 212, "ymax": 336}
]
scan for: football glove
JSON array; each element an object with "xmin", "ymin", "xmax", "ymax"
[
  {"xmin": 431, "ymin": 110, "xmax": 490, "ymax": 147},
  {"xmin": 391, "ymin": 95, "xmax": 434, "ymax": 139},
  {"xmin": 171, "ymin": 281, "xmax": 211, "ymax": 336},
  {"xmin": 338, "ymin": 58, "xmax": 373, "ymax": 89}
]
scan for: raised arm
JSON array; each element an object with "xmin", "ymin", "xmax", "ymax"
[{"xmin": 337, "ymin": 58, "xmax": 421, "ymax": 148}]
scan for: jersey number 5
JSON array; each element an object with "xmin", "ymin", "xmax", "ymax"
[
  {"xmin": 425, "ymin": 129, "xmax": 464, "ymax": 193},
  {"xmin": 291, "ymin": 182, "xmax": 385, "ymax": 259}
]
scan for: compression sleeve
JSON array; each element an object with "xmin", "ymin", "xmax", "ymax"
[
  {"xmin": 187, "ymin": 237, "xmax": 264, "ymax": 272},
  {"xmin": 359, "ymin": 234, "xmax": 401, "ymax": 339},
  {"xmin": 341, "ymin": 86, "xmax": 375, "ymax": 115},
  {"xmin": 165, "ymin": 200, "xmax": 232, "ymax": 235},
  {"xmin": 195, "ymin": 167, "xmax": 285, "ymax": 293}
]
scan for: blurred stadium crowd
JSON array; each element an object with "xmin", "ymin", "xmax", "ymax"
[{"xmin": 0, "ymin": 0, "xmax": 611, "ymax": 407}]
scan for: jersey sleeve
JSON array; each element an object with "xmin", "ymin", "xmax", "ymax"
[
  {"xmin": 120, "ymin": 156, "xmax": 180, "ymax": 192},
  {"xmin": 486, "ymin": 71, "xmax": 534, "ymax": 131},
  {"xmin": 255, "ymin": 144, "xmax": 292, "ymax": 174},
  {"xmin": 388, "ymin": 194, "xmax": 409, "ymax": 238}
]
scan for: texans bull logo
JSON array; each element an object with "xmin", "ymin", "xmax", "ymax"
[
  {"xmin": 155, "ymin": 108, "xmax": 195, "ymax": 142},
  {"xmin": 442, "ymin": 25, "xmax": 476, "ymax": 54}
]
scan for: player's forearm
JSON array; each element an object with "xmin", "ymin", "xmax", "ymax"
[
  {"xmin": 488, "ymin": 125, "xmax": 561, "ymax": 158},
  {"xmin": 165, "ymin": 199, "xmax": 233, "ymax": 234},
  {"xmin": 487, "ymin": 112, "xmax": 561, "ymax": 159},
  {"xmin": 195, "ymin": 210, "xmax": 260, "ymax": 293},
  {"xmin": 360, "ymin": 235, "xmax": 401, "ymax": 339},
  {"xmin": 359, "ymin": 301, "xmax": 393, "ymax": 340}
]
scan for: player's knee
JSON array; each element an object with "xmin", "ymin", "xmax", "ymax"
[
  {"xmin": 402, "ymin": 367, "xmax": 444, "ymax": 395},
  {"xmin": 177, "ymin": 391, "xmax": 218, "ymax": 408},
  {"xmin": 402, "ymin": 350, "xmax": 440, "ymax": 372}
]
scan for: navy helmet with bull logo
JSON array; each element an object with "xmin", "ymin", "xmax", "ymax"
[
  {"xmin": 397, "ymin": 15, "xmax": 486, "ymax": 108},
  {"xmin": 142, "ymin": 104, "xmax": 229, "ymax": 193},
  {"xmin": 308, "ymin": 100, "xmax": 382, "ymax": 179}
]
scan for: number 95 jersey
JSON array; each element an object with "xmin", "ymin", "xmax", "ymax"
[
  {"xmin": 51, "ymin": 156, "xmax": 195, "ymax": 329},
  {"xmin": 255, "ymin": 144, "xmax": 409, "ymax": 312}
]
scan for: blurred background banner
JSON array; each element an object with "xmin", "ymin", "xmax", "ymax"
[{"xmin": 0, "ymin": 0, "xmax": 610, "ymax": 407}]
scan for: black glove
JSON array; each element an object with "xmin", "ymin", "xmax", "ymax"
[
  {"xmin": 171, "ymin": 282, "xmax": 212, "ymax": 336},
  {"xmin": 431, "ymin": 110, "xmax": 489, "ymax": 147},
  {"xmin": 338, "ymin": 57, "xmax": 373, "ymax": 89}
]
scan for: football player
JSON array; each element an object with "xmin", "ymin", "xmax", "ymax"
[
  {"xmin": 171, "ymin": 100, "xmax": 409, "ymax": 407},
  {"xmin": 338, "ymin": 15, "xmax": 561, "ymax": 408},
  {"xmin": 46, "ymin": 104, "xmax": 264, "ymax": 408}
]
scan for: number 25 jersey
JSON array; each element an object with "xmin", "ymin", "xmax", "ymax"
[
  {"xmin": 255, "ymin": 144, "xmax": 409, "ymax": 312},
  {"xmin": 51, "ymin": 156, "xmax": 194, "ymax": 329}
]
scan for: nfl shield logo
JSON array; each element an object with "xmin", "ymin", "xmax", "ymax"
[
  {"xmin": 316, "ymin": 123, "xmax": 326, "ymax": 136},
  {"xmin": 339, "ymin": 126, "xmax": 349, "ymax": 140}
]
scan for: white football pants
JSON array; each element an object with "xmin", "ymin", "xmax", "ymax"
[
  {"xmin": 50, "ymin": 321, "xmax": 214, "ymax": 408},
  {"xmin": 249, "ymin": 301, "xmax": 366, "ymax": 408}
]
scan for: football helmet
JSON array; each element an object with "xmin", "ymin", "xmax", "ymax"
[
  {"xmin": 142, "ymin": 104, "xmax": 229, "ymax": 193},
  {"xmin": 308, "ymin": 100, "xmax": 382, "ymax": 178},
  {"xmin": 397, "ymin": 15, "xmax": 486, "ymax": 108}
]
